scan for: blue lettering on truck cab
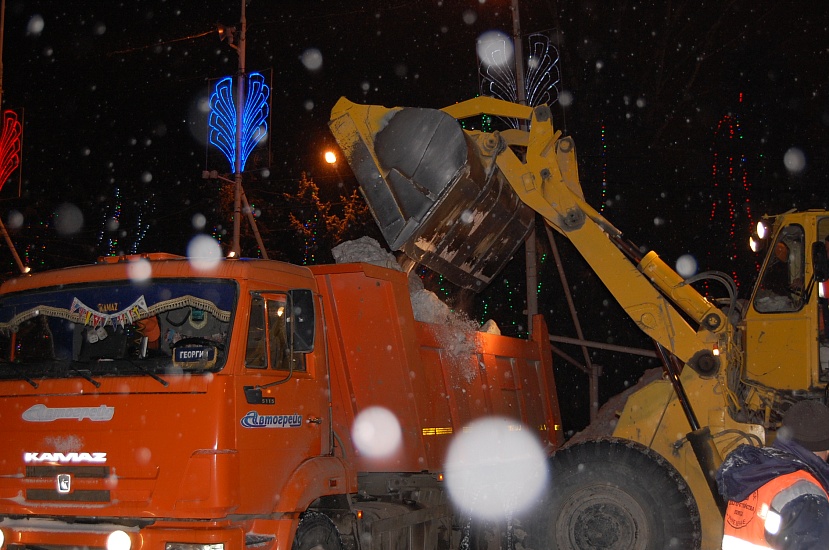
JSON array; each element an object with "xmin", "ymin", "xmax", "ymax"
[{"xmin": 240, "ymin": 411, "xmax": 302, "ymax": 428}]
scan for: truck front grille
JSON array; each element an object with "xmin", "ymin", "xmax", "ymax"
[
  {"xmin": 25, "ymin": 489, "xmax": 110, "ymax": 502},
  {"xmin": 24, "ymin": 464, "xmax": 112, "ymax": 503}
]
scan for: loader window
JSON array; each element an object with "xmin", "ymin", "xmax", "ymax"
[
  {"xmin": 755, "ymin": 225, "xmax": 805, "ymax": 313},
  {"xmin": 817, "ymin": 219, "xmax": 829, "ymax": 360},
  {"xmin": 245, "ymin": 292, "xmax": 307, "ymax": 372}
]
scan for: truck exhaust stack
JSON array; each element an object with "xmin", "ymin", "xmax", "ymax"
[{"xmin": 329, "ymin": 97, "xmax": 533, "ymax": 291}]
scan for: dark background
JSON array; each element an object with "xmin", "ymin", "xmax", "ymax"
[{"xmin": 2, "ymin": 0, "xmax": 828, "ymax": 434}]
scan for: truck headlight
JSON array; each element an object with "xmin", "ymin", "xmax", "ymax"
[
  {"xmin": 0, "ymin": 527, "xmax": 5, "ymax": 547},
  {"xmin": 107, "ymin": 530, "xmax": 132, "ymax": 550}
]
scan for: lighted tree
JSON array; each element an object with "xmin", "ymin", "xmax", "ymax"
[
  {"xmin": 283, "ymin": 172, "xmax": 372, "ymax": 265},
  {"xmin": 706, "ymin": 94, "xmax": 754, "ymax": 292},
  {"xmin": 96, "ymin": 186, "xmax": 153, "ymax": 257}
]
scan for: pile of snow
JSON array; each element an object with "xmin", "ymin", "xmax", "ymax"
[
  {"xmin": 331, "ymin": 236, "xmax": 399, "ymax": 270},
  {"xmin": 564, "ymin": 367, "xmax": 662, "ymax": 446},
  {"xmin": 332, "ymin": 237, "xmax": 499, "ymax": 336}
]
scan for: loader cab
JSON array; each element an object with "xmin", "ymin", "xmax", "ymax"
[
  {"xmin": 744, "ymin": 215, "xmax": 829, "ymax": 391},
  {"xmin": 753, "ymin": 225, "xmax": 805, "ymax": 313}
]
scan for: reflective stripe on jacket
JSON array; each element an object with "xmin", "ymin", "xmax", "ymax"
[{"xmin": 722, "ymin": 469, "xmax": 828, "ymax": 549}]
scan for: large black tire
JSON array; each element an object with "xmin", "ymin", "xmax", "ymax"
[
  {"xmin": 524, "ymin": 438, "xmax": 701, "ymax": 550},
  {"xmin": 292, "ymin": 511, "xmax": 343, "ymax": 550}
]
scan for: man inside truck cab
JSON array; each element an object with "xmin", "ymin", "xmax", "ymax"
[
  {"xmin": 755, "ymin": 234, "xmax": 805, "ymax": 312},
  {"xmin": 717, "ymin": 400, "xmax": 829, "ymax": 549}
]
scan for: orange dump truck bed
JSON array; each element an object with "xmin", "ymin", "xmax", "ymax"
[{"xmin": 311, "ymin": 262, "xmax": 563, "ymax": 473}]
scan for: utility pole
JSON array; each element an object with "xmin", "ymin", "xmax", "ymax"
[
  {"xmin": 508, "ymin": 1, "xmax": 599, "ymax": 420},
  {"xmin": 509, "ymin": 0, "xmax": 538, "ymax": 336},
  {"xmin": 230, "ymin": 0, "xmax": 246, "ymax": 258}
]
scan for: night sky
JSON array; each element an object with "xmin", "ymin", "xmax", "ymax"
[{"xmin": 3, "ymin": 0, "xmax": 829, "ymax": 431}]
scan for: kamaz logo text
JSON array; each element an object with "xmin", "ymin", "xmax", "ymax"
[{"xmin": 24, "ymin": 452, "xmax": 107, "ymax": 464}]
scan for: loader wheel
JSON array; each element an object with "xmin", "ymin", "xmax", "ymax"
[
  {"xmin": 525, "ymin": 438, "xmax": 701, "ymax": 550},
  {"xmin": 292, "ymin": 511, "xmax": 342, "ymax": 550}
]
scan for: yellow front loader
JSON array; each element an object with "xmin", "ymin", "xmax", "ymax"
[{"xmin": 329, "ymin": 96, "xmax": 829, "ymax": 549}]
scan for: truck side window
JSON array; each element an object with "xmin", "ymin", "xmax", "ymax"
[
  {"xmin": 755, "ymin": 225, "xmax": 805, "ymax": 313},
  {"xmin": 245, "ymin": 292, "xmax": 307, "ymax": 372},
  {"xmin": 245, "ymin": 295, "xmax": 268, "ymax": 369},
  {"xmin": 267, "ymin": 297, "xmax": 291, "ymax": 371}
]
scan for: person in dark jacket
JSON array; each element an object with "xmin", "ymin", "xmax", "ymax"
[{"xmin": 717, "ymin": 399, "xmax": 829, "ymax": 549}]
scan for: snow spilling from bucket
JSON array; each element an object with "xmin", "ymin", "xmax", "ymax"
[{"xmin": 332, "ymin": 237, "xmax": 499, "ymax": 382}]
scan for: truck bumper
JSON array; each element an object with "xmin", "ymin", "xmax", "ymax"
[{"xmin": 0, "ymin": 517, "xmax": 298, "ymax": 550}]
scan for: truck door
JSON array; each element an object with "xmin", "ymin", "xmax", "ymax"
[{"xmin": 235, "ymin": 290, "xmax": 328, "ymax": 513}]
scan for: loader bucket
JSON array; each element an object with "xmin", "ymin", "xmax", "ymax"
[{"xmin": 329, "ymin": 97, "xmax": 533, "ymax": 291}]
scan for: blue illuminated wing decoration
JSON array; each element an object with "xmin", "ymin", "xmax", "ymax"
[
  {"xmin": 524, "ymin": 34, "xmax": 560, "ymax": 109},
  {"xmin": 240, "ymin": 72, "xmax": 270, "ymax": 172},
  {"xmin": 480, "ymin": 33, "xmax": 560, "ymax": 129},
  {"xmin": 208, "ymin": 73, "xmax": 270, "ymax": 172},
  {"xmin": 208, "ymin": 77, "xmax": 237, "ymax": 171}
]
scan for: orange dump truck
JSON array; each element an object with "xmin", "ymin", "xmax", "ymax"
[{"xmin": 0, "ymin": 253, "xmax": 562, "ymax": 550}]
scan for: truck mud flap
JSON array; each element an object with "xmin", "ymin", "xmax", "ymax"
[{"xmin": 330, "ymin": 98, "xmax": 533, "ymax": 291}]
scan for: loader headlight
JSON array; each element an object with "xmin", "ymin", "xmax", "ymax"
[
  {"xmin": 0, "ymin": 526, "xmax": 5, "ymax": 547},
  {"xmin": 107, "ymin": 530, "xmax": 132, "ymax": 550},
  {"xmin": 756, "ymin": 220, "xmax": 769, "ymax": 240},
  {"xmin": 751, "ymin": 220, "xmax": 770, "ymax": 253}
]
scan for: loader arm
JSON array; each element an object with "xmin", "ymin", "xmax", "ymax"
[{"xmin": 329, "ymin": 96, "xmax": 727, "ymax": 369}]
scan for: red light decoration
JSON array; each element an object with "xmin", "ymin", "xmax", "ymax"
[
  {"xmin": 708, "ymin": 94, "xmax": 752, "ymax": 292},
  {"xmin": 0, "ymin": 110, "xmax": 23, "ymax": 191}
]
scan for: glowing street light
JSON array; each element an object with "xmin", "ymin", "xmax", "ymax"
[{"xmin": 324, "ymin": 150, "xmax": 337, "ymax": 165}]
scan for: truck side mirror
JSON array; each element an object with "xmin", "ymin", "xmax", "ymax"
[{"xmin": 812, "ymin": 242, "xmax": 829, "ymax": 282}]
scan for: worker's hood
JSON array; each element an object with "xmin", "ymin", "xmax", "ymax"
[{"xmin": 716, "ymin": 439, "xmax": 829, "ymax": 502}]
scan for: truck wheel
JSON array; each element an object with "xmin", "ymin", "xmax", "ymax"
[
  {"xmin": 527, "ymin": 438, "xmax": 701, "ymax": 550},
  {"xmin": 292, "ymin": 511, "xmax": 343, "ymax": 550}
]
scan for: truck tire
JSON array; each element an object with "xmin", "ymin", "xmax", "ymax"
[
  {"xmin": 292, "ymin": 511, "xmax": 343, "ymax": 550},
  {"xmin": 526, "ymin": 438, "xmax": 701, "ymax": 550}
]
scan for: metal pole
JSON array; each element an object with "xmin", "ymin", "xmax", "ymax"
[
  {"xmin": 545, "ymin": 225, "xmax": 600, "ymax": 421},
  {"xmin": 240, "ymin": 190, "xmax": 268, "ymax": 260},
  {"xmin": 231, "ymin": 0, "xmax": 246, "ymax": 257},
  {"xmin": 510, "ymin": 0, "xmax": 538, "ymax": 336}
]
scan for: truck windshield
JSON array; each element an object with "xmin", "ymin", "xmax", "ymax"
[{"xmin": 0, "ymin": 279, "xmax": 236, "ymax": 381}]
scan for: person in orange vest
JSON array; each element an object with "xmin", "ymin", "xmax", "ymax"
[{"xmin": 717, "ymin": 400, "xmax": 829, "ymax": 549}]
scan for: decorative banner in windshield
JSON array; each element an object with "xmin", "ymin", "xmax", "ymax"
[
  {"xmin": 71, "ymin": 296, "xmax": 149, "ymax": 328},
  {"xmin": 0, "ymin": 279, "xmax": 237, "ymax": 378}
]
